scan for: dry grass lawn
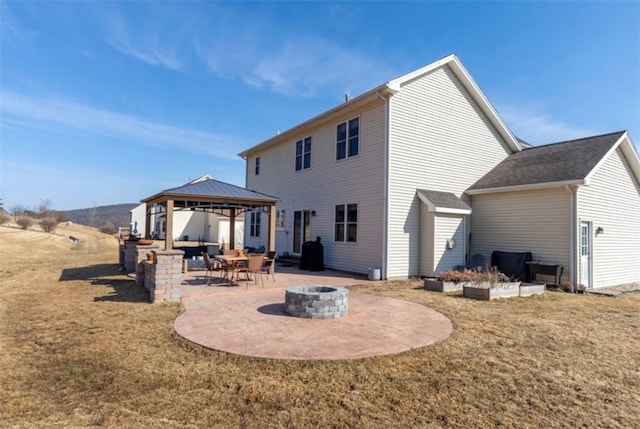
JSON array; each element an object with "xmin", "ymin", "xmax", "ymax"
[{"xmin": 1, "ymin": 224, "xmax": 639, "ymax": 428}]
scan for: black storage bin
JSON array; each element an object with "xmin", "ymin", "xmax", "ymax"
[
  {"xmin": 490, "ymin": 250, "xmax": 532, "ymax": 281},
  {"xmin": 299, "ymin": 237, "xmax": 324, "ymax": 271}
]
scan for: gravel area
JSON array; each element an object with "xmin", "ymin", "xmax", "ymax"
[{"xmin": 598, "ymin": 281, "xmax": 640, "ymax": 293}]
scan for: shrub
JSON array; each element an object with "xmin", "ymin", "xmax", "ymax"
[
  {"xmin": 438, "ymin": 266, "xmax": 510, "ymax": 284},
  {"xmin": 53, "ymin": 211, "xmax": 68, "ymax": 223},
  {"xmin": 99, "ymin": 221, "xmax": 118, "ymax": 235},
  {"xmin": 39, "ymin": 217, "xmax": 58, "ymax": 233},
  {"xmin": 16, "ymin": 216, "xmax": 35, "ymax": 230},
  {"xmin": 0, "ymin": 212, "xmax": 10, "ymax": 225},
  {"xmin": 439, "ymin": 269, "xmax": 476, "ymax": 283}
]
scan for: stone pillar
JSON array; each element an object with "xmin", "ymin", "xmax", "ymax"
[
  {"xmin": 146, "ymin": 249, "xmax": 184, "ymax": 303},
  {"xmin": 118, "ymin": 239, "xmax": 126, "ymax": 271},
  {"xmin": 135, "ymin": 245, "xmax": 159, "ymax": 286},
  {"xmin": 124, "ymin": 239, "xmax": 139, "ymax": 273}
]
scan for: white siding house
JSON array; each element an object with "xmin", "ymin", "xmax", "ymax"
[
  {"xmin": 239, "ymin": 54, "xmax": 640, "ymax": 288},
  {"xmin": 240, "ymin": 54, "xmax": 520, "ymax": 278},
  {"xmin": 468, "ymin": 132, "xmax": 640, "ymax": 288},
  {"xmin": 576, "ymin": 145, "xmax": 640, "ymax": 287}
]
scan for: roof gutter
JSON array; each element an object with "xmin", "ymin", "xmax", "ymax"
[
  {"xmin": 467, "ymin": 179, "xmax": 585, "ymax": 195},
  {"xmin": 238, "ymin": 84, "xmax": 398, "ymax": 158}
]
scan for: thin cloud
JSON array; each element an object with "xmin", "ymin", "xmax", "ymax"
[
  {"xmin": 95, "ymin": 4, "xmax": 396, "ymax": 98},
  {"xmin": 0, "ymin": 2, "xmax": 37, "ymax": 40},
  {"xmin": 0, "ymin": 91, "xmax": 245, "ymax": 159},
  {"xmin": 106, "ymin": 37, "xmax": 184, "ymax": 71},
  {"xmin": 101, "ymin": 4, "xmax": 187, "ymax": 72},
  {"xmin": 198, "ymin": 33, "xmax": 397, "ymax": 98},
  {"xmin": 497, "ymin": 103, "xmax": 597, "ymax": 146}
]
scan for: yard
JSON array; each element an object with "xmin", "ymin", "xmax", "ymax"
[{"xmin": 1, "ymin": 225, "xmax": 638, "ymax": 428}]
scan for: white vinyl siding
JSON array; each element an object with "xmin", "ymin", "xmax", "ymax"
[
  {"xmin": 386, "ymin": 65, "xmax": 513, "ymax": 278},
  {"xmin": 244, "ymin": 100, "xmax": 387, "ymax": 273},
  {"xmin": 419, "ymin": 208, "xmax": 435, "ymax": 275},
  {"xmin": 434, "ymin": 214, "xmax": 466, "ymax": 274},
  {"xmin": 577, "ymin": 148, "xmax": 640, "ymax": 288},
  {"xmin": 420, "ymin": 207, "xmax": 465, "ymax": 276},
  {"xmin": 471, "ymin": 188, "xmax": 571, "ymax": 283}
]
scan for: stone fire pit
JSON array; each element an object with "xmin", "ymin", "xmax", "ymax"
[{"xmin": 285, "ymin": 285, "xmax": 349, "ymax": 319}]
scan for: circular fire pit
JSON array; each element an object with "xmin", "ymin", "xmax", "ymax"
[{"xmin": 285, "ymin": 285, "xmax": 349, "ymax": 319}]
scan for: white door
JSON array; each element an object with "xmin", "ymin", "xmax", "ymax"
[{"xmin": 580, "ymin": 221, "xmax": 592, "ymax": 288}]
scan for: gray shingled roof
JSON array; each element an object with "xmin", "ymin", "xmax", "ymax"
[
  {"xmin": 417, "ymin": 189, "xmax": 471, "ymax": 211},
  {"xmin": 143, "ymin": 178, "xmax": 278, "ymax": 202},
  {"xmin": 468, "ymin": 131, "xmax": 625, "ymax": 191}
]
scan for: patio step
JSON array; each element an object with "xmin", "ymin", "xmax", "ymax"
[{"xmin": 276, "ymin": 255, "xmax": 300, "ymax": 268}]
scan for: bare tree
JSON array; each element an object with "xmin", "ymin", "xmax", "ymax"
[
  {"xmin": 37, "ymin": 199, "xmax": 54, "ymax": 219},
  {"xmin": 39, "ymin": 217, "xmax": 58, "ymax": 233},
  {"xmin": 88, "ymin": 205, "xmax": 97, "ymax": 227},
  {"xmin": 10, "ymin": 205, "xmax": 26, "ymax": 217},
  {"xmin": 16, "ymin": 216, "xmax": 34, "ymax": 230}
]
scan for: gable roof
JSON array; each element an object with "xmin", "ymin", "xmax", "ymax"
[
  {"xmin": 417, "ymin": 189, "xmax": 472, "ymax": 214},
  {"xmin": 239, "ymin": 54, "xmax": 522, "ymax": 158},
  {"xmin": 142, "ymin": 177, "xmax": 279, "ymax": 204},
  {"xmin": 467, "ymin": 131, "xmax": 640, "ymax": 194}
]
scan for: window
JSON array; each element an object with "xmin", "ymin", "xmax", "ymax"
[
  {"xmin": 255, "ymin": 157, "xmax": 260, "ymax": 175},
  {"xmin": 335, "ymin": 203, "xmax": 357, "ymax": 242},
  {"xmin": 295, "ymin": 136, "xmax": 312, "ymax": 171},
  {"xmin": 336, "ymin": 117, "xmax": 359, "ymax": 160},
  {"xmin": 250, "ymin": 212, "xmax": 261, "ymax": 237}
]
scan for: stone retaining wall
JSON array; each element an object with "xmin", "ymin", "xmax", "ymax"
[
  {"xmin": 124, "ymin": 240, "xmax": 159, "ymax": 274},
  {"xmin": 142, "ymin": 249, "xmax": 184, "ymax": 303},
  {"xmin": 135, "ymin": 245, "xmax": 160, "ymax": 285}
]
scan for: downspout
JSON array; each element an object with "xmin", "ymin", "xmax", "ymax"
[
  {"xmin": 565, "ymin": 184, "xmax": 579, "ymax": 292},
  {"xmin": 376, "ymin": 90, "xmax": 390, "ymax": 280}
]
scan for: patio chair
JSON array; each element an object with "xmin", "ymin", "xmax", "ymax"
[
  {"xmin": 201, "ymin": 252, "xmax": 214, "ymax": 286},
  {"xmin": 236, "ymin": 254, "xmax": 266, "ymax": 288},
  {"xmin": 466, "ymin": 254, "xmax": 485, "ymax": 271},
  {"xmin": 264, "ymin": 251, "xmax": 276, "ymax": 282}
]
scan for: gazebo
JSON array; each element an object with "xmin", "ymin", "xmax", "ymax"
[{"xmin": 141, "ymin": 177, "xmax": 279, "ymax": 252}]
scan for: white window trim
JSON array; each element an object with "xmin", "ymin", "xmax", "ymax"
[
  {"xmin": 336, "ymin": 116, "xmax": 360, "ymax": 161},
  {"xmin": 295, "ymin": 136, "xmax": 312, "ymax": 171},
  {"xmin": 334, "ymin": 203, "xmax": 358, "ymax": 243}
]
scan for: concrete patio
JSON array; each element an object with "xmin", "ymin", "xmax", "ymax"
[{"xmin": 174, "ymin": 262, "xmax": 454, "ymax": 360}]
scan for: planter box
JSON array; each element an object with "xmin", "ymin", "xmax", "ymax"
[
  {"xmin": 463, "ymin": 282, "xmax": 521, "ymax": 300},
  {"xmin": 424, "ymin": 279, "xmax": 470, "ymax": 292},
  {"xmin": 519, "ymin": 283, "xmax": 546, "ymax": 297}
]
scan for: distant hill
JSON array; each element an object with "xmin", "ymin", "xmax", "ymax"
[{"xmin": 64, "ymin": 203, "xmax": 137, "ymax": 228}]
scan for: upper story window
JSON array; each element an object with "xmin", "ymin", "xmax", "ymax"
[
  {"xmin": 295, "ymin": 136, "xmax": 312, "ymax": 171},
  {"xmin": 336, "ymin": 117, "xmax": 359, "ymax": 160},
  {"xmin": 335, "ymin": 203, "xmax": 358, "ymax": 242},
  {"xmin": 255, "ymin": 156, "xmax": 260, "ymax": 175},
  {"xmin": 250, "ymin": 212, "xmax": 261, "ymax": 237}
]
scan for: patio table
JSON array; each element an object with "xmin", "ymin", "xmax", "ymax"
[{"xmin": 214, "ymin": 255, "xmax": 248, "ymax": 282}]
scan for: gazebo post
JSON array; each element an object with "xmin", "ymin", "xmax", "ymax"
[
  {"xmin": 144, "ymin": 206, "xmax": 151, "ymax": 239},
  {"xmin": 268, "ymin": 205, "xmax": 276, "ymax": 252},
  {"xmin": 229, "ymin": 208, "xmax": 236, "ymax": 250},
  {"xmin": 165, "ymin": 199, "xmax": 174, "ymax": 250}
]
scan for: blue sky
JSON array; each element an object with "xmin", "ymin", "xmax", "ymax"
[{"xmin": 1, "ymin": 1, "xmax": 638, "ymax": 211}]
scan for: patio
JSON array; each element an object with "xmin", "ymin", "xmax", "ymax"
[{"xmin": 174, "ymin": 263, "xmax": 454, "ymax": 360}]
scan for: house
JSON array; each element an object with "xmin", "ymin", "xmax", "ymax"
[
  {"xmin": 468, "ymin": 131, "xmax": 640, "ymax": 288},
  {"xmin": 238, "ymin": 54, "xmax": 640, "ymax": 288}
]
